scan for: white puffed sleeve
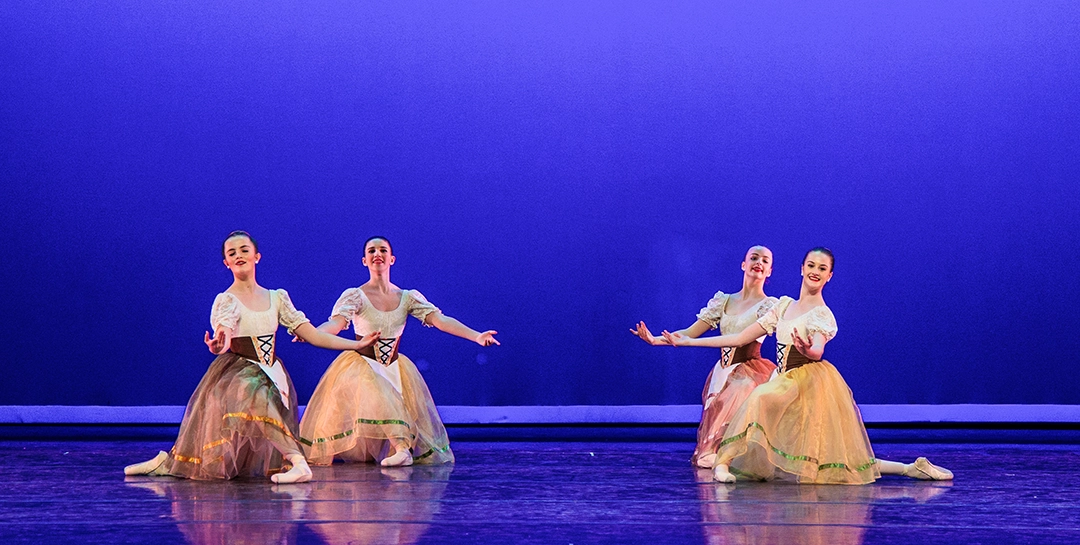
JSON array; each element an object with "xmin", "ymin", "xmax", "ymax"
[
  {"xmin": 407, "ymin": 290, "xmax": 441, "ymax": 326},
  {"xmin": 329, "ymin": 287, "xmax": 365, "ymax": 328},
  {"xmin": 756, "ymin": 296, "xmax": 780, "ymax": 319},
  {"xmin": 210, "ymin": 292, "xmax": 241, "ymax": 333},
  {"xmin": 804, "ymin": 306, "xmax": 838, "ymax": 341},
  {"xmin": 756, "ymin": 296, "xmax": 792, "ymax": 335},
  {"xmin": 695, "ymin": 291, "xmax": 728, "ymax": 329},
  {"xmin": 275, "ymin": 289, "xmax": 311, "ymax": 335}
]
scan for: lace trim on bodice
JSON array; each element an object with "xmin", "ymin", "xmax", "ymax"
[
  {"xmin": 332, "ymin": 288, "xmax": 441, "ymax": 337},
  {"xmin": 757, "ymin": 297, "xmax": 837, "ymax": 345},
  {"xmin": 211, "ymin": 289, "xmax": 309, "ymax": 338}
]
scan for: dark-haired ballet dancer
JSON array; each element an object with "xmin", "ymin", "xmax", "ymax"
[
  {"xmin": 665, "ymin": 248, "xmax": 952, "ymax": 484},
  {"xmin": 299, "ymin": 236, "xmax": 499, "ymax": 467},
  {"xmin": 124, "ymin": 231, "xmax": 380, "ymax": 484},
  {"xmin": 632, "ymin": 245, "xmax": 777, "ymax": 468}
]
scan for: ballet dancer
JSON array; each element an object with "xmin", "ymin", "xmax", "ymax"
[
  {"xmin": 632, "ymin": 245, "xmax": 778, "ymax": 468},
  {"xmin": 665, "ymin": 248, "xmax": 953, "ymax": 484},
  {"xmin": 299, "ymin": 236, "xmax": 499, "ymax": 467},
  {"xmin": 124, "ymin": 231, "xmax": 380, "ymax": 483}
]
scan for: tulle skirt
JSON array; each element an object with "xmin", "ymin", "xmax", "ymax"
[
  {"xmin": 692, "ymin": 357, "xmax": 776, "ymax": 468},
  {"xmin": 154, "ymin": 353, "xmax": 302, "ymax": 480},
  {"xmin": 299, "ymin": 351, "xmax": 454, "ymax": 465},
  {"xmin": 716, "ymin": 360, "xmax": 879, "ymax": 484}
]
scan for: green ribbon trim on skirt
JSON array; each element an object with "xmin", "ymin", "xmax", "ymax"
[
  {"xmin": 299, "ymin": 417, "xmax": 413, "ymax": 447},
  {"xmin": 721, "ymin": 421, "xmax": 877, "ymax": 474},
  {"xmin": 414, "ymin": 444, "xmax": 451, "ymax": 461}
]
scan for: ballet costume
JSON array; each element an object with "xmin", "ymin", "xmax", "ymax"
[
  {"xmin": 691, "ymin": 292, "xmax": 778, "ymax": 468},
  {"xmin": 715, "ymin": 297, "xmax": 879, "ymax": 484},
  {"xmin": 130, "ymin": 289, "xmax": 310, "ymax": 480},
  {"xmin": 299, "ymin": 288, "xmax": 454, "ymax": 465}
]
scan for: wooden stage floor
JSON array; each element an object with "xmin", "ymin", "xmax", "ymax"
[{"xmin": 0, "ymin": 440, "xmax": 1073, "ymax": 544}]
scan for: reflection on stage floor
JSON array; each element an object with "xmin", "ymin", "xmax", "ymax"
[{"xmin": 0, "ymin": 441, "xmax": 1075, "ymax": 544}]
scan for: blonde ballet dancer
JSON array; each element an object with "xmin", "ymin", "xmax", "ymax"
[
  {"xmin": 124, "ymin": 231, "xmax": 380, "ymax": 484},
  {"xmin": 632, "ymin": 245, "xmax": 777, "ymax": 468},
  {"xmin": 664, "ymin": 247, "xmax": 952, "ymax": 484},
  {"xmin": 299, "ymin": 236, "xmax": 499, "ymax": 467}
]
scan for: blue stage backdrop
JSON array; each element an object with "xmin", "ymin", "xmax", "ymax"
[{"xmin": 1, "ymin": 0, "xmax": 1078, "ymax": 407}]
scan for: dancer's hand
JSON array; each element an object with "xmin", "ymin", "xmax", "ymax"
[
  {"xmin": 291, "ymin": 335, "xmax": 306, "ymax": 343},
  {"xmin": 204, "ymin": 329, "xmax": 228, "ymax": 354},
  {"xmin": 791, "ymin": 328, "xmax": 813, "ymax": 357},
  {"xmin": 661, "ymin": 330, "xmax": 690, "ymax": 346},
  {"xmin": 355, "ymin": 331, "xmax": 382, "ymax": 349},
  {"xmin": 476, "ymin": 330, "xmax": 500, "ymax": 346},
  {"xmin": 630, "ymin": 321, "xmax": 664, "ymax": 345}
]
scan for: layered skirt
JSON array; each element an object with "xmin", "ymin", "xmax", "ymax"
[
  {"xmin": 692, "ymin": 355, "xmax": 776, "ymax": 468},
  {"xmin": 299, "ymin": 351, "xmax": 454, "ymax": 465},
  {"xmin": 716, "ymin": 360, "xmax": 879, "ymax": 484},
  {"xmin": 155, "ymin": 353, "xmax": 302, "ymax": 480}
]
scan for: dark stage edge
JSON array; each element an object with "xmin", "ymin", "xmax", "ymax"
[
  {"xmin": 5, "ymin": 423, "xmax": 1080, "ymax": 443},
  {"xmin": 0, "ymin": 440, "xmax": 1075, "ymax": 545}
]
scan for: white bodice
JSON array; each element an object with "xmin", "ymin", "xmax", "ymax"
[
  {"xmin": 697, "ymin": 291, "xmax": 778, "ymax": 336},
  {"xmin": 208, "ymin": 289, "xmax": 309, "ymax": 409},
  {"xmin": 329, "ymin": 287, "xmax": 441, "ymax": 395},
  {"xmin": 697, "ymin": 291, "xmax": 777, "ymax": 396},
  {"xmin": 209, "ymin": 289, "xmax": 310, "ymax": 337},
  {"xmin": 330, "ymin": 288, "xmax": 440, "ymax": 338},
  {"xmin": 756, "ymin": 296, "xmax": 838, "ymax": 369},
  {"xmin": 757, "ymin": 296, "xmax": 838, "ymax": 344}
]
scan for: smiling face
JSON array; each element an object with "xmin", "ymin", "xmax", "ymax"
[
  {"xmin": 362, "ymin": 237, "xmax": 395, "ymax": 272},
  {"xmin": 223, "ymin": 235, "xmax": 259, "ymax": 276},
  {"xmin": 801, "ymin": 250, "xmax": 834, "ymax": 290},
  {"xmin": 741, "ymin": 245, "xmax": 773, "ymax": 282}
]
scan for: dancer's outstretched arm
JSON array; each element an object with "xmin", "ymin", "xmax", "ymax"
[
  {"xmin": 292, "ymin": 316, "xmax": 349, "ymax": 343},
  {"xmin": 426, "ymin": 312, "xmax": 500, "ymax": 346},
  {"xmin": 631, "ymin": 320, "xmax": 711, "ymax": 345},
  {"xmin": 316, "ymin": 316, "xmax": 349, "ymax": 335},
  {"xmin": 663, "ymin": 323, "xmax": 767, "ymax": 348},
  {"xmin": 294, "ymin": 322, "xmax": 380, "ymax": 351}
]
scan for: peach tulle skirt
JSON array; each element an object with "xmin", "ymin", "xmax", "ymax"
[
  {"xmin": 717, "ymin": 360, "xmax": 880, "ymax": 484},
  {"xmin": 299, "ymin": 351, "xmax": 453, "ymax": 465},
  {"xmin": 692, "ymin": 357, "xmax": 776, "ymax": 468},
  {"xmin": 154, "ymin": 353, "xmax": 302, "ymax": 480}
]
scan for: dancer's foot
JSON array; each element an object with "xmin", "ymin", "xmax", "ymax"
[
  {"xmin": 124, "ymin": 451, "xmax": 168, "ymax": 476},
  {"xmin": 696, "ymin": 453, "xmax": 718, "ymax": 469},
  {"xmin": 906, "ymin": 457, "xmax": 953, "ymax": 480},
  {"xmin": 272, "ymin": 455, "xmax": 312, "ymax": 484},
  {"xmin": 380, "ymin": 448, "xmax": 414, "ymax": 467},
  {"xmin": 712, "ymin": 464, "xmax": 736, "ymax": 483}
]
